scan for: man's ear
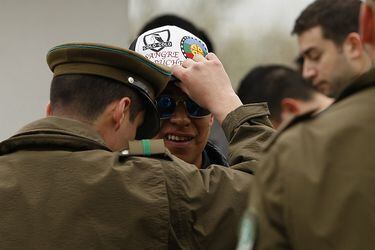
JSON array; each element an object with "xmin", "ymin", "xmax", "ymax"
[
  {"xmin": 46, "ymin": 102, "xmax": 53, "ymax": 116},
  {"xmin": 281, "ymin": 98, "xmax": 301, "ymax": 116},
  {"xmin": 360, "ymin": 3, "xmax": 375, "ymax": 45},
  {"xmin": 113, "ymin": 97, "xmax": 131, "ymax": 130},
  {"xmin": 208, "ymin": 114, "xmax": 214, "ymax": 126},
  {"xmin": 280, "ymin": 98, "xmax": 303, "ymax": 124},
  {"xmin": 343, "ymin": 32, "xmax": 364, "ymax": 59}
]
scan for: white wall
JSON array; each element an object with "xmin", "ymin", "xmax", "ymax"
[{"xmin": 0, "ymin": 0, "xmax": 129, "ymax": 140}]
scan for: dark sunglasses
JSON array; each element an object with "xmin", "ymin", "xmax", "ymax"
[{"xmin": 156, "ymin": 95, "xmax": 211, "ymax": 119}]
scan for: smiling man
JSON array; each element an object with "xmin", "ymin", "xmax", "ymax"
[
  {"xmin": 292, "ymin": 0, "xmax": 371, "ymax": 97},
  {"xmin": 155, "ymin": 83, "xmax": 216, "ymax": 167},
  {"xmin": 131, "ymin": 25, "xmax": 232, "ymax": 168}
]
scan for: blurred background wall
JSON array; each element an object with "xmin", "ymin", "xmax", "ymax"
[{"xmin": 0, "ymin": 0, "xmax": 313, "ymax": 141}]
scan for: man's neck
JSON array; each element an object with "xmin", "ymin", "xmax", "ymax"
[
  {"xmin": 313, "ymin": 94, "xmax": 334, "ymax": 113},
  {"xmin": 194, "ymin": 154, "xmax": 203, "ymax": 169}
]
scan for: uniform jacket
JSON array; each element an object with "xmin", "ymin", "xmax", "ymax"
[
  {"xmin": 0, "ymin": 103, "xmax": 273, "ymax": 250},
  {"xmin": 249, "ymin": 69, "xmax": 375, "ymax": 250}
]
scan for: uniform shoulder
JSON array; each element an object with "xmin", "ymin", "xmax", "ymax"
[
  {"xmin": 118, "ymin": 139, "xmax": 171, "ymax": 160},
  {"xmin": 264, "ymin": 110, "xmax": 317, "ymax": 151}
]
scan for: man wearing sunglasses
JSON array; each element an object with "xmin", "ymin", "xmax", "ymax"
[
  {"xmin": 131, "ymin": 25, "xmax": 238, "ymax": 168},
  {"xmin": 154, "ymin": 83, "xmax": 223, "ymax": 168}
]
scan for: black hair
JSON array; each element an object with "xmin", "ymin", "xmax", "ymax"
[
  {"xmin": 292, "ymin": 0, "xmax": 362, "ymax": 45},
  {"xmin": 50, "ymin": 74, "xmax": 144, "ymax": 122},
  {"xmin": 237, "ymin": 65, "xmax": 315, "ymax": 123}
]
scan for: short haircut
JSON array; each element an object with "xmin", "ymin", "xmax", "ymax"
[
  {"xmin": 237, "ymin": 65, "xmax": 315, "ymax": 123},
  {"xmin": 50, "ymin": 74, "xmax": 144, "ymax": 122},
  {"xmin": 292, "ymin": 0, "xmax": 362, "ymax": 45},
  {"xmin": 138, "ymin": 14, "xmax": 215, "ymax": 52}
]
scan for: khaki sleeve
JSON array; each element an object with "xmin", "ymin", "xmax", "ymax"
[
  {"xmin": 222, "ymin": 103, "xmax": 275, "ymax": 173},
  {"xmin": 247, "ymin": 142, "xmax": 292, "ymax": 250},
  {"xmin": 162, "ymin": 155, "xmax": 254, "ymax": 250},
  {"xmin": 161, "ymin": 103, "xmax": 275, "ymax": 249}
]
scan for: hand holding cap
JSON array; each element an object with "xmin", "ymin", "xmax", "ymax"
[{"xmin": 172, "ymin": 53, "xmax": 242, "ymax": 124}]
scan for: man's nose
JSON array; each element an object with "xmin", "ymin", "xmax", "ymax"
[
  {"xmin": 169, "ymin": 103, "xmax": 191, "ymax": 126},
  {"xmin": 302, "ymin": 63, "xmax": 317, "ymax": 80}
]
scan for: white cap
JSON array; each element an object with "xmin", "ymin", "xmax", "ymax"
[{"xmin": 132, "ymin": 25, "xmax": 209, "ymax": 67}]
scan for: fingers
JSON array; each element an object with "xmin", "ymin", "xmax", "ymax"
[
  {"xmin": 171, "ymin": 64, "xmax": 187, "ymax": 83},
  {"xmin": 193, "ymin": 53, "xmax": 205, "ymax": 62},
  {"xmin": 206, "ymin": 52, "xmax": 218, "ymax": 61},
  {"xmin": 182, "ymin": 58, "xmax": 194, "ymax": 68},
  {"xmin": 173, "ymin": 53, "xmax": 217, "ymax": 87},
  {"xmin": 174, "ymin": 56, "xmax": 203, "ymax": 83},
  {"xmin": 182, "ymin": 53, "xmax": 210, "ymax": 69},
  {"xmin": 172, "ymin": 57, "xmax": 197, "ymax": 82}
]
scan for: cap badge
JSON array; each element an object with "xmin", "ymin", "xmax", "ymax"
[
  {"xmin": 180, "ymin": 36, "xmax": 208, "ymax": 59},
  {"xmin": 142, "ymin": 29, "xmax": 172, "ymax": 52}
]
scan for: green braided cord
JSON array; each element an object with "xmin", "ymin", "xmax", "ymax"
[{"xmin": 142, "ymin": 139, "xmax": 151, "ymax": 156}]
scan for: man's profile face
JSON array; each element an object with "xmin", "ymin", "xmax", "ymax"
[
  {"xmin": 298, "ymin": 26, "xmax": 353, "ymax": 97},
  {"xmin": 154, "ymin": 83, "xmax": 213, "ymax": 168}
]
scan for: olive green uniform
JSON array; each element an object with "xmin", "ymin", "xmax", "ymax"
[
  {"xmin": 245, "ymin": 69, "xmax": 375, "ymax": 250},
  {"xmin": 0, "ymin": 103, "xmax": 273, "ymax": 250}
]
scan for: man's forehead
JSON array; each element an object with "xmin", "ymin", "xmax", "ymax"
[
  {"xmin": 298, "ymin": 26, "xmax": 324, "ymax": 46},
  {"xmin": 297, "ymin": 26, "xmax": 332, "ymax": 54},
  {"xmin": 161, "ymin": 82, "xmax": 188, "ymax": 97}
]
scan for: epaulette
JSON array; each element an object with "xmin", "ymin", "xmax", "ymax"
[
  {"xmin": 120, "ymin": 139, "xmax": 166, "ymax": 157},
  {"xmin": 264, "ymin": 109, "xmax": 317, "ymax": 151}
]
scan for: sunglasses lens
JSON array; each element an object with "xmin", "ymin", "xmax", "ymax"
[
  {"xmin": 156, "ymin": 96, "xmax": 175, "ymax": 119},
  {"xmin": 157, "ymin": 95, "xmax": 210, "ymax": 119},
  {"xmin": 186, "ymin": 99, "xmax": 210, "ymax": 118}
]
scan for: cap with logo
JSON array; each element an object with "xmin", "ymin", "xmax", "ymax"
[
  {"xmin": 129, "ymin": 25, "xmax": 211, "ymax": 118},
  {"xmin": 129, "ymin": 25, "xmax": 209, "ymax": 67},
  {"xmin": 47, "ymin": 42, "xmax": 172, "ymax": 139}
]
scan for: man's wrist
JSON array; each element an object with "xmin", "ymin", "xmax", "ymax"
[
  {"xmin": 221, "ymin": 103, "xmax": 272, "ymax": 140},
  {"xmin": 212, "ymin": 94, "xmax": 243, "ymax": 125}
]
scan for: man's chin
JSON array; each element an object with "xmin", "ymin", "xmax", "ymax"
[{"xmin": 315, "ymin": 82, "xmax": 331, "ymax": 96}]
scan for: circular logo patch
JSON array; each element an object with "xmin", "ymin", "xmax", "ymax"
[{"xmin": 180, "ymin": 36, "xmax": 208, "ymax": 59}]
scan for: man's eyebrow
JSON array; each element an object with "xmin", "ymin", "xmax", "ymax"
[{"xmin": 301, "ymin": 47, "xmax": 316, "ymax": 57}]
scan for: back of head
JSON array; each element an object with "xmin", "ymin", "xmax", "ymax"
[
  {"xmin": 47, "ymin": 43, "xmax": 172, "ymax": 139},
  {"xmin": 50, "ymin": 74, "xmax": 143, "ymax": 123},
  {"xmin": 292, "ymin": 0, "xmax": 362, "ymax": 45},
  {"xmin": 237, "ymin": 65, "xmax": 315, "ymax": 124}
]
